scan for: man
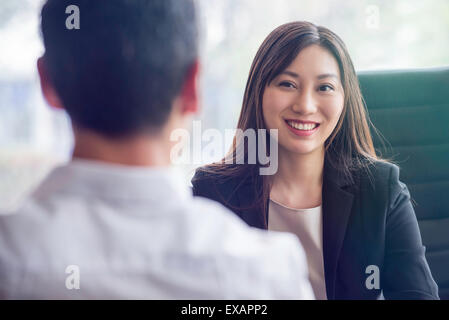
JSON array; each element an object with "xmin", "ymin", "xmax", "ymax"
[{"xmin": 0, "ymin": 0, "xmax": 313, "ymax": 299}]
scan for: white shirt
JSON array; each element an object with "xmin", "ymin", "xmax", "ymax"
[
  {"xmin": 0, "ymin": 159, "xmax": 314, "ymax": 299},
  {"xmin": 268, "ymin": 199, "xmax": 327, "ymax": 300}
]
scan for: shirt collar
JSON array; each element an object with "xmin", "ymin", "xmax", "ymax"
[{"xmin": 35, "ymin": 158, "xmax": 191, "ymax": 202}]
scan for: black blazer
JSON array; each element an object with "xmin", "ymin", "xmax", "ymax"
[{"xmin": 191, "ymin": 161, "xmax": 439, "ymax": 300}]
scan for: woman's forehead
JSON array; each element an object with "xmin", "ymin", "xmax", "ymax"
[{"xmin": 283, "ymin": 45, "xmax": 341, "ymax": 79}]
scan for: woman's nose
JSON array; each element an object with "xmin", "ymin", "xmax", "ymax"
[{"xmin": 291, "ymin": 90, "xmax": 318, "ymax": 114}]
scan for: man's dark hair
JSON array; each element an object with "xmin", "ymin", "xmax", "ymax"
[{"xmin": 41, "ymin": 0, "xmax": 198, "ymax": 137}]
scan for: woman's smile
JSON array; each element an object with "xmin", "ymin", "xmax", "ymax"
[
  {"xmin": 262, "ymin": 44, "xmax": 345, "ymax": 156},
  {"xmin": 284, "ymin": 119, "xmax": 321, "ymax": 137}
]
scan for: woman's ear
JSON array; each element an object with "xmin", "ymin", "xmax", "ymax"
[
  {"xmin": 178, "ymin": 60, "xmax": 200, "ymax": 115},
  {"xmin": 37, "ymin": 56, "xmax": 64, "ymax": 110}
]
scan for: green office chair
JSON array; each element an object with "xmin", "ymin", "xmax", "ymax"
[{"xmin": 358, "ymin": 67, "xmax": 449, "ymax": 299}]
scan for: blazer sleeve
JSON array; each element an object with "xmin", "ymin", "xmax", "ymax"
[
  {"xmin": 191, "ymin": 169, "xmax": 232, "ymax": 207},
  {"xmin": 191, "ymin": 169, "xmax": 217, "ymax": 200},
  {"xmin": 382, "ymin": 166, "xmax": 439, "ymax": 299}
]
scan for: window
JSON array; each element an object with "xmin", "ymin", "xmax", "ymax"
[{"xmin": 0, "ymin": 0, "xmax": 448, "ymax": 209}]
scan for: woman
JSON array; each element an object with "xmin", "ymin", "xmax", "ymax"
[{"xmin": 191, "ymin": 21, "xmax": 439, "ymax": 300}]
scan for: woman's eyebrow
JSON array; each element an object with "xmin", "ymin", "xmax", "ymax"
[
  {"xmin": 280, "ymin": 70, "xmax": 300, "ymax": 78},
  {"xmin": 317, "ymin": 73, "xmax": 339, "ymax": 80},
  {"xmin": 280, "ymin": 71, "xmax": 339, "ymax": 80}
]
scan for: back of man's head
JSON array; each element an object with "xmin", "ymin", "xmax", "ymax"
[{"xmin": 40, "ymin": 0, "xmax": 198, "ymax": 137}]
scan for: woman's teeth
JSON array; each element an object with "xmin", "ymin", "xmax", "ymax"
[{"xmin": 287, "ymin": 121, "xmax": 318, "ymax": 130}]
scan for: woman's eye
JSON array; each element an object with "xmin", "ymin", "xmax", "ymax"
[
  {"xmin": 279, "ymin": 81, "xmax": 296, "ymax": 89},
  {"xmin": 319, "ymin": 84, "xmax": 334, "ymax": 92}
]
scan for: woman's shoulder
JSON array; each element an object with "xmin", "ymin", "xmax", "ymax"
[
  {"xmin": 191, "ymin": 165, "xmax": 235, "ymax": 185},
  {"xmin": 191, "ymin": 165, "xmax": 251, "ymax": 199},
  {"xmin": 355, "ymin": 160, "xmax": 409, "ymax": 203},
  {"xmin": 363, "ymin": 160, "xmax": 401, "ymax": 182},
  {"xmin": 359, "ymin": 160, "xmax": 403, "ymax": 182}
]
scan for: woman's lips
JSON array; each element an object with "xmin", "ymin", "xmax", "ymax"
[{"xmin": 284, "ymin": 119, "xmax": 320, "ymax": 137}]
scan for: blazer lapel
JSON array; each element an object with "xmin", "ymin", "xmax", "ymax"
[
  {"xmin": 322, "ymin": 164, "xmax": 355, "ymax": 299},
  {"xmin": 234, "ymin": 173, "xmax": 267, "ymax": 229},
  {"xmin": 232, "ymin": 163, "xmax": 356, "ymax": 300}
]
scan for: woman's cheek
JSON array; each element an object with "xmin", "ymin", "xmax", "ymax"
[
  {"xmin": 262, "ymin": 95, "xmax": 278, "ymax": 129},
  {"xmin": 324, "ymin": 98, "xmax": 344, "ymax": 124}
]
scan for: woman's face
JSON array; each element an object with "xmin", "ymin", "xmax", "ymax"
[{"xmin": 262, "ymin": 44, "xmax": 345, "ymax": 157}]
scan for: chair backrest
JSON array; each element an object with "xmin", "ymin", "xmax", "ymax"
[{"xmin": 358, "ymin": 67, "xmax": 449, "ymax": 299}]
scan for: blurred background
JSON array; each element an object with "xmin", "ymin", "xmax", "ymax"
[{"xmin": 1, "ymin": 0, "xmax": 449, "ymax": 211}]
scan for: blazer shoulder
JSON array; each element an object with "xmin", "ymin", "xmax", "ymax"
[
  {"xmin": 191, "ymin": 167, "xmax": 214, "ymax": 196},
  {"xmin": 367, "ymin": 160, "xmax": 400, "ymax": 179},
  {"xmin": 191, "ymin": 166, "xmax": 239, "ymax": 200},
  {"xmin": 358, "ymin": 160, "xmax": 410, "ymax": 210},
  {"xmin": 191, "ymin": 167, "xmax": 215, "ymax": 183},
  {"xmin": 360, "ymin": 160, "xmax": 402, "ymax": 188},
  {"xmin": 191, "ymin": 167, "xmax": 228, "ymax": 188}
]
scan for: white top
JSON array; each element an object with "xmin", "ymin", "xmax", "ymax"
[
  {"xmin": 268, "ymin": 199, "xmax": 327, "ymax": 300},
  {"xmin": 0, "ymin": 159, "xmax": 314, "ymax": 299}
]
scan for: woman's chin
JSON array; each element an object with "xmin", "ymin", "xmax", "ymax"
[{"xmin": 281, "ymin": 143, "xmax": 321, "ymax": 156}]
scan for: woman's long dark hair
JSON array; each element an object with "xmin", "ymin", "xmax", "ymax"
[{"xmin": 197, "ymin": 21, "xmax": 385, "ymax": 226}]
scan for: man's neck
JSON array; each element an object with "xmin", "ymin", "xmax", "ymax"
[{"xmin": 72, "ymin": 129, "xmax": 171, "ymax": 167}]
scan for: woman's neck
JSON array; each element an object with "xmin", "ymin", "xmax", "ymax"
[{"xmin": 270, "ymin": 146, "xmax": 325, "ymax": 209}]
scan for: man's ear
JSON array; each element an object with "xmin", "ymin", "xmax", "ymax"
[
  {"xmin": 178, "ymin": 60, "xmax": 200, "ymax": 115},
  {"xmin": 37, "ymin": 56, "xmax": 64, "ymax": 110}
]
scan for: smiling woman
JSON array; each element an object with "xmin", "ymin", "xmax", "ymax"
[
  {"xmin": 1, "ymin": 0, "xmax": 449, "ymax": 211},
  {"xmin": 262, "ymin": 45, "xmax": 345, "ymax": 156},
  {"xmin": 191, "ymin": 21, "xmax": 440, "ymax": 300}
]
